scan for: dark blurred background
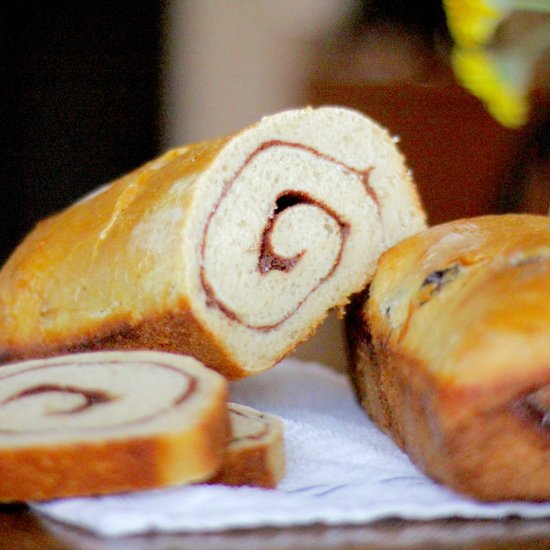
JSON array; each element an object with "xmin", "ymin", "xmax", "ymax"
[{"xmin": 2, "ymin": 1, "xmax": 164, "ymax": 264}]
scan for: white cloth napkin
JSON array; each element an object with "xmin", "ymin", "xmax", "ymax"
[{"xmin": 34, "ymin": 358, "xmax": 550, "ymax": 537}]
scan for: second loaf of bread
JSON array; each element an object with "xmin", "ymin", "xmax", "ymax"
[{"xmin": 346, "ymin": 214, "xmax": 550, "ymax": 500}]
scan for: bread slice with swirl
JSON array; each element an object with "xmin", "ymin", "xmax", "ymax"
[
  {"xmin": 211, "ymin": 403, "xmax": 285, "ymax": 488},
  {"xmin": 0, "ymin": 107, "xmax": 426, "ymax": 378},
  {"xmin": 346, "ymin": 214, "xmax": 550, "ymax": 501},
  {"xmin": 0, "ymin": 351, "xmax": 230, "ymax": 502}
]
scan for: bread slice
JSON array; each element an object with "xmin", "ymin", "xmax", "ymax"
[
  {"xmin": 0, "ymin": 106, "xmax": 426, "ymax": 378},
  {"xmin": 346, "ymin": 214, "xmax": 550, "ymax": 500},
  {"xmin": 210, "ymin": 403, "xmax": 285, "ymax": 488},
  {"xmin": 0, "ymin": 351, "xmax": 230, "ymax": 502}
]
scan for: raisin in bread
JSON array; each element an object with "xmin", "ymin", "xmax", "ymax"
[
  {"xmin": 346, "ymin": 214, "xmax": 550, "ymax": 501},
  {"xmin": 211, "ymin": 403, "xmax": 284, "ymax": 488},
  {"xmin": 0, "ymin": 106, "xmax": 426, "ymax": 379},
  {"xmin": 0, "ymin": 351, "xmax": 230, "ymax": 502}
]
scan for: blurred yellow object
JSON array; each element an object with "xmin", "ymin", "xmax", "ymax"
[
  {"xmin": 443, "ymin": 0, "xmax": 509, "ymax": 47},
  {"xmin": 443, "ymin": 1, "xmax": 550, "ymax": 127},
  {"xmin": 451, "ymin": 47, "xmax": 528, "ymax": 127}
]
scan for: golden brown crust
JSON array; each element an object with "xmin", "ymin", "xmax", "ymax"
[
  {"xmin": 209, "ymin": 440, "xmax": 283, "ymax": 489},
  {"xmin": 0, "ymin": 136, "xmax": 237, "ymax": 374},
  {"xmin": 348, "ymin": 215, "xmax": 550, "ymax": 501},
  {"xmin": 0, "ymin": 438, "xmax": 160, "ymax": 502},
  {"xmin": 158, "ymin": 383, "xmax": 232, "ymax": 486},
  {"xmin": 0, "ymin": 393, "xmax": 231, "ymax": 503},
  {"xmin": 368, "ymin": 214, "xmax": 550, "ymax": 385},
  {"xmin": 353, "ymin": 330, "xmax": 550, "ymax": 500},
  {"xmin": 0, "ymin": 298, "xmax": 247, "ymax": 380}
]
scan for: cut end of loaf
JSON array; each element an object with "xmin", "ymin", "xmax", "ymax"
[{"xmin": 188, "ymin": 106, "xmax": 426, "ymax": 376}]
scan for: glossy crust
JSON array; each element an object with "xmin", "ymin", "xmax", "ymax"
[
  {"xmin": 0, "ymin": 139, "xmax": 244, "ymax": 377},
  {"xmin": 1, "ymin": 298, "xmax": 246, "ymax": 380},
  {"xmin": 346, "ymin": 215, "xmax": 550, "ymax": 501},
  {"xmin": 0, "ymin": 351, "xmax": 231, "ymax": 502}
]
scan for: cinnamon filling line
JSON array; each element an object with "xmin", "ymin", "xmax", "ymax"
[
  {"xmin": 0, "ymin": 361, "xmax": 198, "ymax": 434},
  {"xmin": 200, "ymin": 140, "xmax": 378, "ymax": 330},
  {"xmin": 258, "ymin": 190, "xmax": 349, "ymax": 275},
  {"xmin": 229, "ymin": 405, "xmax": 271, "ymax": 443},
  {"xmin": 4, "ymin": 384, "xmax": 114, "ymax": 414}
]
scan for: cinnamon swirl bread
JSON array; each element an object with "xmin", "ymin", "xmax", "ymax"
[
  {"xmin": 0, "ymin": 351, "xmax": 230, "ymax": 502},
  {"xmin": 346, "ymin": 214, "xmax": 550, "ymax": 501},
  {"xmin": 211, "ymin": 403, "xmax": 285, "ymax": 488},
  {"xmin": 0, "ymin": 107, "xmax": 425, "ymax": 378}
]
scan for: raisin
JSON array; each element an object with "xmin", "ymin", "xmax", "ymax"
[{"xmin": 418, "ymin": 264, "xmax": 461, "ymax": 305}]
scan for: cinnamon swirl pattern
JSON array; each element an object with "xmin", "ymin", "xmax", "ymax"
[
  {"xmin": 0, "ymin": 107, "xmax": 425, "ymax": 378},
  {"xmin": 187, "ymin": 108, "xmax": 425, "ymax": 376},
  {"xmin": 210, "ymin": 403, "xmax": 285, "ymax": 488},
  {"xmin": 0, "ymin": 356, "xmax": 198, "ymax": 435},
  {"xmin": 0, "ymin": 351, "xmax": 230, "ymax": 502},
  {"xmin": 199, "ymin": 141, "xmax": 375, "ymax": 331}
]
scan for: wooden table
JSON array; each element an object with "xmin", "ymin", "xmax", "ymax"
[{"xmin": 2, "ymin": 504, "xmax": 550, "ymax": 549}]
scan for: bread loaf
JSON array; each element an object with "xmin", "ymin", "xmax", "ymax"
[
  {"xmin": 0, "ymin": 351, "xmax": 230, "ymax": 502},
  {"xmin": 211, "ymin": 403, "xmax": 285, "ymax": 488},
  {"xmin": 346, "ymin": 214, "xmax": 550, "ymax": 500},
  {"xmin": 0, "ymin": 107, "xmax": 425, "ymax": 379}
]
